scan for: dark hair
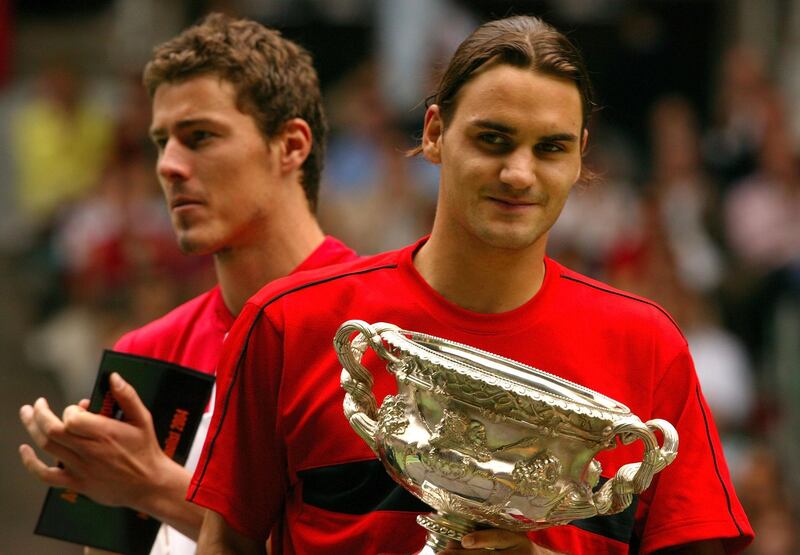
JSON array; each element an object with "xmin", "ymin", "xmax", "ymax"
[
  {"xmin": 143, "ymin": 13, "xmax": 327, "ymax": 210},
  {"xmin": 412, "ymin": 15, "xmax": 594, "ymax": 156}
]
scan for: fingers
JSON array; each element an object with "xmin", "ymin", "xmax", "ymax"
[
  {"xmin": 20, "ymin": 400, "xmax": 71, "ymax": 454},
  {"xmin": 61, "ymin": 404, "xmax": 109, "ymax": 439},
  {"xmin": 108, "ymin": 373, "xmax": 152, "ymax": 428},
  {"xmin": 439, "ymin": 529, "xmax": 534, "ymax": 554},
  {"xmin": 20, "ymin": 398, "xmax": 58, "ymax": 444},
  {"xmin": 20, "ymin": 399, "xmax": 93, "ymax": 466},
  {"xmin": 78, "ymin": 398, "xmax": 91, "ymax": 410},
  {"xmin": 439, "ymin": 538, "xmax": 492, "ymax": 554},
  {"xmin": 461, "ymin": 529, "xmax": 525, "ymax": 550},
  {"xmin": 62, "ymin": 374, "xmax": 151, "ymax": 436},
  {"xmin": 18, "ymin": 444, "xmax": 79, "ymax": 489}
]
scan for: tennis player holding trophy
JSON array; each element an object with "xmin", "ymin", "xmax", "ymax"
[{"xmin": 191, "ymin": 15, "xmax": 753, "ymax": 555}]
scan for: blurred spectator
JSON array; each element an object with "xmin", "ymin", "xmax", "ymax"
[
  {"xmin": 646, "ymin": 95, "xmax": 726, "ymax": 293},
  {"xmin": 549, "ymin": 119, "xmax": 642, "ymax": 276},
  {"xmin": 723, "ymin": 117, "xmax": 800, "ymax": 274},
  {"xmin": 10, "ymin": 65, "xmax": 113, "ymax": 231},
  {"xmin": 761, "ymin": 261, "xmax": 800, "ymax": 518},
  {"xmin": 375, "ymin": 0, "xmax": 474, "ymax": 126},
  {"xmin": 704, "ymin": 45, "xmax": 783, "ymax": 186},
  {"xmin": 53, "ymin": 154, "xmax": 175, "ymax": 302},
  {"xmin": 736, "ymin": 446, "xmax": 798, "ymax": 555},
  {"xmin": 0, "ymin": 0, "xmax": 11, "ymax": 88},
  {"xmin": 318, "ymin": 61, "xmax": 437, "ymax": 253},
  {"xmin": 677, "ymin": 286, "xmax": 756, "ymax": 479},
  {"xmin": 684, "ymin": 300, "xmax": 754, "ymax": 435}
]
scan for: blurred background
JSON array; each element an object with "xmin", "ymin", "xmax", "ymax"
[{"xmin": 0, "ymin": 0, "xmax": 798, "ymax": 553}]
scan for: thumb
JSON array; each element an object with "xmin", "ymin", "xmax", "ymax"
[{"xmin": 109, "ymin": 373, "xmax": 151, "ymax": 428}]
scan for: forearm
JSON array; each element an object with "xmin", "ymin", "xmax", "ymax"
[
  {"xmin": 132, "ymin": 457, "xmax": 204, "ymax": 539},
  {"xmin": 197, "ymin": 509, "xmax": 261, "ymax": 555}
]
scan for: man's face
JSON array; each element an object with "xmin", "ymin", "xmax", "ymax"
[
  {"xmin": 150, "ymin": 75, "xmax": 280, "ymax": 255},
  {"xmin": 424, "ymin": 64, "xmax": 586, "ymax": 252}
]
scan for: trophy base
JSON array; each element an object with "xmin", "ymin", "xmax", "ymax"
[{"xmin": 417, "ymin": 513, "xmax": 478, "ymax": 554}]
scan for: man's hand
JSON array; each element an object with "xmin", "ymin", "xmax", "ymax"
[
  {"xmin": 438, "ymin": 529, "xmax": 564, "ymax": 554},
  {"xmin": 18, "ymin": 372, "xmax": 203, "ymax": 538}
]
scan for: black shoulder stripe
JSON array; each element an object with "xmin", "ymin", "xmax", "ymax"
[
  {"xmin": 298, "ymin": 460, "xmax": 431, "ymax": 514},
  {"xmin": 569, "ymin": 485, "xmax": 637, "ymax": 544},
  {"xmin": 559, "ymin": 274, "xmax": 685, "ymax": 339},
  {"xmin": 695, "ymin": 384, "xmax": 746, "ymax": 537},
  {"xmin": 189, "ymin": 263, "xmax": 398, "ymax": 500}
]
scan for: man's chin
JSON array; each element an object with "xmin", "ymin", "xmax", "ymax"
[
  {"xmin": 476, "ymin": 227, "xmax": 544, "ymax": 252},
  {"xmin": 177, "ymin": 236, "xmax": 217, "ymax": 256}
]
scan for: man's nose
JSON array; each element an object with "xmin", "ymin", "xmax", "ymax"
[
  {"xmin": 157, "ymin": 139, "xmax": 191, "ymax": 183},
  {"xmin": 499, "ymin": 149, "xmax": 535, "ymax": 190}
]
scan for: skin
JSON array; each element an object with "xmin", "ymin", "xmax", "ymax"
[
  {"xmin": 149, "ymin": 76, "xmax": 324, "ymax": 315},
  {"xmin": 441, "ymin": 530, "xmax": 563, "ymax": 554},
  {"xmin": 198, "ymin": 511, "xmax": 259, "ymax": 555},
  {"xmin": 19, "ymin": 74, "xmax": 323, "ymax": 547},
  {"xmin": 415, "ymin": 63, "xmax": 586, "ymax": 315}
]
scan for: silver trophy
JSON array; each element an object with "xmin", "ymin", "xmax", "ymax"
[{"xmin": 335, "ymin": 320, "xmax": 679, "ymax": 554}]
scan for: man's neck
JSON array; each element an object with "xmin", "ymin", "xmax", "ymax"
[
  {"xmin": 413, "ymin": 230, "xmax": 547, "ymax": 314},
  {"xmin": 214, "ymin": 216, "xmax": 325, "ymax": 316}
]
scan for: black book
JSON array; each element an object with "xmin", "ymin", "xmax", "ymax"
[{"xmin": 34, "ymin": 350, "xmax": 215, "ymax": 555}]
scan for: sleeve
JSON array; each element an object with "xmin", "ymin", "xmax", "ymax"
[
  {"xmin": 636, "ymin": 347, "xmax": 754, "ymax": 554},
  {"xmin": 187, "ymin": 301, "xmax": 287, "ymax": 542}
]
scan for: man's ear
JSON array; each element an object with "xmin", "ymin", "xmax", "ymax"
[
  {"xmin": 279, "ymin": 118, "xmax": 312, "ymax": 174},
  {"xmin": 422, "ymin": 105, "xmax": 444, "ymax": 164},
  {"xmin": 575, "ymin": 128, "xmax": 590, "ymax": 184}
]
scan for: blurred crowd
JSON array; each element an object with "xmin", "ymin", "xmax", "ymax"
[{"xmin": 1, "ymin": 1, "xmax": 798, "ymax": 553}]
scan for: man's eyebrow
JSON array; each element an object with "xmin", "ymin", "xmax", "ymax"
[
  {"xmin": 471, "ymin": 119, "xmax": 517, "ymax": 134},
  {"xmin": 149, "ymin": 118, "xmax": 220, "ymax": 138},
  {"xmin": 470, "ymin": 119, "xmax": 579, "ymax": 142},
  {"xmin": 540, "ymin": 132, "xmax": 579, "ymax": 143}
]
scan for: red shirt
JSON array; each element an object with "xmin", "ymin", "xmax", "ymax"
[{"xmin": 191, "ymin": 237, "xmax": 753, "ymax": 554}]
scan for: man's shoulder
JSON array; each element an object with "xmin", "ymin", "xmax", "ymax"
[
  {"xmin": 114, "ymin": 287, "xmax": 222, "ymax": 353},
  {"xmin": 549, "ymin": 259, "xmax": 686, "ymax": 341},
  {"xmin": 247, "ymin": 249, "xmax": 401, "ymax": 310}
]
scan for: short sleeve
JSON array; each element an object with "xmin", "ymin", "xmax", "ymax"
[
  {"xmin": 188, "ymin": 301, "xmax": 287, "ymax": 542},
  {"xmin": 637, "ymin": 348, "xmax": 754, "ymax": 554}
]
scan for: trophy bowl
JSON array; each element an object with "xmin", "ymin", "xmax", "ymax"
[{"xmin": 335, "ymin": 320, "xmax": 678, "ymax": 553}]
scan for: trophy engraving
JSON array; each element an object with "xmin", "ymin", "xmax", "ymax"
[{"xmin": 335, "ymin": 320, "xmax": 679, "ymax": 554}]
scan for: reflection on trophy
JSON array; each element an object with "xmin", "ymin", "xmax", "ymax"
[{"xmin": 335, "ymin": 320, "xmax": 679, "ymax": 554}]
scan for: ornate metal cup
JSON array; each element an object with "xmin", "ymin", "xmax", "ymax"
[{"xmin": 335, "ymin": 320, "xmax": 678, "ymax": 554}]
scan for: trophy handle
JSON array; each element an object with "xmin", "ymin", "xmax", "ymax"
[
  {"xmin": 335, "ymin": 320, "xmax": 401, "ymax": 454},
  {"xmin": 593, "ymin": 418, "xmax": 679, "ymax": 515}
]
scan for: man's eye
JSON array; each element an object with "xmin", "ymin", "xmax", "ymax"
[
  {"xmin": 191, "ymin": 130, "xmax": 213, "ymax": 144},
  {"xmin": 536, "ymin": 142, "xmax": 564, "ymax": 153},
  {"xmin": 479, "ymin": 133, "xmax": 509, "ymax": 147},
  {"xmin": 152, "ymin": 137, "xmax": 168, "ymax": 150}
]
